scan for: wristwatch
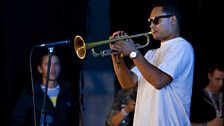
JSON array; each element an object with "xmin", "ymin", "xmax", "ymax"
[{"xmin": 129, "ymin": 50, "xmax": 138, "ymax": 59}]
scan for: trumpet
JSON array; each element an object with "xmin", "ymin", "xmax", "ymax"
[{"xmin": 74, "ymin": 31, "xmax": 152, "ymax": 59}]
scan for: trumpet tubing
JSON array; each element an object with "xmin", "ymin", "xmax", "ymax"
[{"xmin": 74, "ymin": 31, "xmax": 152, "ymax": 59}]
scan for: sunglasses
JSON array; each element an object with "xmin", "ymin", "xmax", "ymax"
[{"xmin": 148, "ymin": 15, "xmax": 173, "ymax": 25}]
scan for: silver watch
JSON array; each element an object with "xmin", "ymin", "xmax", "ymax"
[{"xmin": 129, "ymin": 51, "xmax": 138, "ymax": 59}]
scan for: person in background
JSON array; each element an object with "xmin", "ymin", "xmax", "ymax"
[
  {"xmin": 10, "ymin": 49, "xmax": 82, "ymax": 126},
  {"xmin": 190, "ymin": 62, "xmax": 224, "ymax": 126},
  {"xmin": 106, "ymin": 86, "xmax": 136, "ymax": 126},
  {"xmin": 109, "ymin": 0, "xmax": 194, "ymax": 125}
]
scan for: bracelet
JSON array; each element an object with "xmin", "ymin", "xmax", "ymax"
[{"xmin": 121, "ymin": 108, "xmax": 129, "ymax": 116}]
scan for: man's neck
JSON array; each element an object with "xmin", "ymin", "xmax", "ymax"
[
  {"xmin": 205, "ymin": 84, "xmax": 219, "ymax": 95},
  {"xmin": 42, "ymin": 80, "xmax": 58, "ymax": 88},
  {"xmin": 161, "ymin": 33, "xmax": 180, "ymax": 43}
]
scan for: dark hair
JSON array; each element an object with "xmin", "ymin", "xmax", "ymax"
[
  {"xmin": 35, "ymin": 47, "xmax": 62, "ymax": 66},
  {"xmin": 208, "ymin": 62, "xmax": 224, "ymax": 74},
  {"xmin": 152, "ymin": 0, "xmax": 182, "ymax": 25}
]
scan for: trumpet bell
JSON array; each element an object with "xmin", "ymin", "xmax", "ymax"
[{"xmin": 74, "ymin": 35, "xmax": 86, "ymax": 59}]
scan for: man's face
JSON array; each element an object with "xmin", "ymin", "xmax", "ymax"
[
  {"xmin": 149, "ymin": 7, "xmax": 174, "ymax": 42},
  {"xmin": 38, "ymin": 55, "xmax": 61, "ymax": 82},
  {"xmin": 208, "ymin": 69, "xmax": 224, "ymax": 92}
]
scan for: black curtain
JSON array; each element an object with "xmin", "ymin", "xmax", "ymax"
[{"xmin": 1, "ymin": 0, "xmax": 87, "ymax": 125}]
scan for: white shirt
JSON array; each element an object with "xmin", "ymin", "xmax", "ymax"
[
  {"xmin": 41, "ymin": 84, "xmax": 60, "ymax": 107},
  {"xmin": 132, "ymin": 37, "xmax": 194, "ymax": 126}
]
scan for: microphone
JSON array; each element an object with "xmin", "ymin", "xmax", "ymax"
[{"xmin": 37, "ymin": 40, "xmax": 70, "ymax": 47}]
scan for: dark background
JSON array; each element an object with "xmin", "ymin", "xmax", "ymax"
[{"xmin": 1, "ymin": 0, "xmax": 223, "ymax": 125}]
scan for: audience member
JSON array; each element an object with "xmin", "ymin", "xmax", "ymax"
[
  {"xmin": 10, "ymin": 49, "xmax": 82, "ymax": 126},
  {"xmin": 190, "ymin": 62, "xmax": 224, "ymax": 126},
  {"xmin": 106, "ymin": 87, "xmax": 136, "ymax": 126}
]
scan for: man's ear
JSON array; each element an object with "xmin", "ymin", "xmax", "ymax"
[
  {"xmin": 171, "ymin": 16, "xmax": 177, "ymax": 25},
  {"xmin": 208, "ymin": 73, "xmax": 212, "ymax": 80},
  {"xmin": 37, "ymin": 66, "xmax": 42, "ymax": 73}
]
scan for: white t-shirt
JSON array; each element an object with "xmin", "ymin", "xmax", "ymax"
[{"xmin": 131, "ymin": 37, "xmax": 194, "ymax": 126}]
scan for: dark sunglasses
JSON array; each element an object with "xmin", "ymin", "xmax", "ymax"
[{"xmin": 148, "ymin": 15, "xmax": 173, "ymax": 25}]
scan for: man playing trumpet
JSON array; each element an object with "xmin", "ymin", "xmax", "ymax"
[{"xmin": 109, "ymin": 1, "xmax": 194, "ymax": 126}]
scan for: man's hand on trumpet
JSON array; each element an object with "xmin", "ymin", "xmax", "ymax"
[{"xmin": 109, "ymin": 31, "xmax": 136, "ymax": 57}]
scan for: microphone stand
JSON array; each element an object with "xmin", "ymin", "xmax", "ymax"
[{"xmin": 39, "ymin": 47, "xmax": 54, "ymax": 126}]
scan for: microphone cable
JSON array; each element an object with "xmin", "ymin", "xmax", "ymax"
[{"xmin": 29, "ymin": 45, "xmax": 39, "ymax": 126}]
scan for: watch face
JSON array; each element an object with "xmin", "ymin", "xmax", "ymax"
[{"xmin": 130, "ymin": 51, "xmax": 137, "ymax": 59}]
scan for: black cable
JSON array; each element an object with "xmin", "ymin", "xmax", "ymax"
[{"xmin": 29, "ymin": 45, "xmax": 40, "ymax": 126}]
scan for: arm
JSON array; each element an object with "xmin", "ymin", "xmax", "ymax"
[
  {"xmin": 78, "ymin": 114, "xmax": 83, "ymax": 126},
  {"xmin": 111, "ymin": 54, "xmax": 138, "ymax": 89},
  {"xmin": 110, "ymin": 31, "xmax": 172, "ymax": 89},
  {"xmin": 110, "ymin": 100, "xmax": 135, "ymax": 126},
  {"xmin": 131, "ymin": 51, "xmax": 172, "ymax": 89},
  {"xmin": 110, "ymin": 110, "xmax": 127, "ymax": 126}
]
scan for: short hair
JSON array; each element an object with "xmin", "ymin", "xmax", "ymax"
[
  {"xmin": 208, "ymin": 62, "xmax": 224, "ymax": 74},
  {"xmin": 34, "ymin": 47, "xmax": 61, "ymax": 66},
  {"xmin": 152, "ymin": 0, "xmax": 182, "ymax": 25}
]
